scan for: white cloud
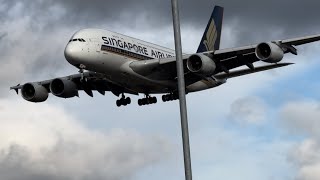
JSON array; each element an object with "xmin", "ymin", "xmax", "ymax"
[
  {"xmin": 0, "ymin": 99, "xmax": 171, "ymax": 180},
  {"xmin": 280, "ymin": 100, "xmax": 320, "ymax": 137},
  {"xmin": 279, "ymin": 100, "xmax": 320, "ymax": 180},
  {"xmin": 289, "ymin": 139, "xmax": 320, "ymax": 180},
  {"xmin": 190, "ymin": 126, "xmax": 294, "ymax": 180},
  {"xmin": 229, "ymin": 97, "xmax": 267, "ymax": 125}
]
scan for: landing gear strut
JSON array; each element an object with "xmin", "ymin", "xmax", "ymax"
[
  {"xmin": 162, "ymin": 92, "xmax": 179, "ymax": 102},
  {"xmin": 79, "ymin": 64, "xmax": 86, "ymax": 82},
  {"xmin": 138, "ymin": 95, "xmax": 157, "ymax": 106},
  {"xmin": 116, "ymin": 94, "xmax": 131, "ymax": 107}
]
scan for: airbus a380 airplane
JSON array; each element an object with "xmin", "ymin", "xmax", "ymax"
[{"xmin": 11, "ymin": 6, "xmax": 320, "ymax": 107}]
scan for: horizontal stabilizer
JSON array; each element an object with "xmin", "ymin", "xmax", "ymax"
[{"xmin": 215, "ymin": 63, "xmax": 294, "ymax": 79}]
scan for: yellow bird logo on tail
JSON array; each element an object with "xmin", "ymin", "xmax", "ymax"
[{"xmin": 203, "ymin": 19, "xmax": 218, "ymax": 51}]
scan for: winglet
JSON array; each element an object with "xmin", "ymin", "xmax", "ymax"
[{"xmin": 10, "ymin": 84, "xmax": 21, "ymax": 94}]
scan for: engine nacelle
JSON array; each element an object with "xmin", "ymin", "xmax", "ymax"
[
  {"xmin": 187, "ymin": 54, "xmax": 216, "ymax": 76},
  {"xmin": 50, "ymin": 79, "xmax": 78, "ymax": 98},
  {"xmin": 21, "ymin": 83, "xmax": 49, "ymax": 103},
  {"xmin": 255, "ymin": 42, "xmax": 284, "ymax": 63}
]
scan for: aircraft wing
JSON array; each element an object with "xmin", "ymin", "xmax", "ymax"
[
  {"xmin": 208, "ymin": 34, "xmax": 320, "ymax": 72},
  {"xmin": 215, "ymin": 34, "xmax": 320, "ymax": 57},
  {"xmin": 130, "ymin": 34, "xmax": 320, "ymax": 85},
  {"xmin": 10, "ymin": 72, "xmax": 138, "ymax": 98}
]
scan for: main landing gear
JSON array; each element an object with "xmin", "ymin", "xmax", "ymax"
[
  {"xmin": 115, "ymin": 92, "xmax": 180, "ymax": 107},
  {"xmin": 116, "ymin": 94, "xmax": 131, "ymax": 107},
  {"xmin": 138, "ymin": 95, "xmax": 157, "ymax": 106},
  {"xmin": 162, "ymin": 93, "xmax": 179, "ymax": 102}
]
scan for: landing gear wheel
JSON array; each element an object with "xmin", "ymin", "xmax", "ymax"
[
  {"xmin": 126, "ymin": 97, "xmax": 131, "ymax": 104},
  {"xmin": 116, "ymin": 100, "xmax": 121, "ymax": 107},
  {"xmin": 162, "ymin": 93, "xmax": 179, "ymax": 102},
  {"xmin": 162, "ymin": 95, "xmax": 166, "ymax": 102},
  {"xmin": 138, "ymin": 95, "xmax": 158, "ymax": 106},
  {"xmin": 152, "ymin": 97, "xmax": 157, "ymax": 104},
  {"xmin": 121, "ymin": 98, "xmax": 127, "ymax": 106},
  {"xmin": 116, "ymin": 94, "xmax": 131, "ymax": 107},
  {"xmin": 142, "ymin": 98, "xmax": 148, "ymax": 105}
]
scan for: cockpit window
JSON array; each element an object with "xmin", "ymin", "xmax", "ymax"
[{"xmin": 69, "ymin": 38, "xmax": 86, "ymax": 43}]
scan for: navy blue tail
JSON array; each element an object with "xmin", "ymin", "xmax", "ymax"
[{"xmin": 197, "ymin": 6, "xmax": 224, "ymax": 53}]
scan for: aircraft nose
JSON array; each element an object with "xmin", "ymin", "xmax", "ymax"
[{"xmin": 64, "ymin": 44, "xmax": 78, "ymax": 63}]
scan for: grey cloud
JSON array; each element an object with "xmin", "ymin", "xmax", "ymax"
[
  {"xmin": 180, "ymin": 0, "xmax": 320, "ymax": 45},
  {"xmin": 5, "ymin": 0, "xmax": 320, "ymax": 34},
  {"xmin": 0, "ymin": 141, "xmax": 164, "ymax": 180},
  {"xmin": 0, "ymin": 26, "xmax": 70, "ymax": 97},
  {"xmin": 1, "ymin": 0, "xmax": 169, "ymax": 29},
  {"xmin": 0, "ymin": 144, "xmax": 59, "ymax": 180},
  {"xmin": 0, "ymin": 33, "xmax": 7, "ymax": 41}
]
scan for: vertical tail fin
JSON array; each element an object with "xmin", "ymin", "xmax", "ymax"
[{"xmin": 196, "ymin": 6, "xmax": 224, "ymax": 53}]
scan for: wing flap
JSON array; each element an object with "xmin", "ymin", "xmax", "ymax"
[
  {"xmin": 214, "ymin": 45, "xmax": 256, "ymax": 59},
  {"xmin": 215, "ymin": 63, "xmax": 294, "ymax": 79}
]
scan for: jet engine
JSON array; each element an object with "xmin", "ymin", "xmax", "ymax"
[
  {"xmin": 255, "ymin": 42, "xmax": 284, "ymax": 63},
  {"xmin": 187, "ymin": 54, "xmax": 216, "ymax": 76},
  {"xmin": 21, "ymin": 83, "xmax": 49, "ymax": 102},
  {"xmin": 50, "ymin": 78, "xmax": 78, "ymax": 98}
]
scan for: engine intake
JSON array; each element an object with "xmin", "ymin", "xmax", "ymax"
[
  {"xmin": 255, "ymin": 42, "xmax": 284, "ymax": 63},
  {"xmin": 50, "ymin": 79, "xmax": 78, "ymax": 98},
  {"xmin": 187, "ymin": 54, "xmax": 216, "ymax": 76},
  {"xmin": 21, "ymin": 83, "xmax": 49, "ymax": 103}
]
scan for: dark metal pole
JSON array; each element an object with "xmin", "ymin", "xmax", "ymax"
[{"xmin": 170, "ymin": 1, "xmax": 192, "ymax": 180}]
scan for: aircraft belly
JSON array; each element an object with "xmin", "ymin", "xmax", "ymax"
[
  {"xmin": 119, "ymin": 63, "xmax": 176, "ymax": 94},
  {"xmin": 86, "ymin": 52, "xmax": 173, "ymax": 94},
  {"xmin": 186, "ymin": 77, "xmax": 226, "ymax": 93}
]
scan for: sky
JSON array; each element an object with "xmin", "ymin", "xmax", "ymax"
[{"xmin": 0, "ymin": 0, "xmax": 320, "ymax": 180}]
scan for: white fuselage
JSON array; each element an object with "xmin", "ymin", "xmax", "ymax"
[{"xmin": 64, "ymin": 29, "xmax": 223, "ymax": 94}]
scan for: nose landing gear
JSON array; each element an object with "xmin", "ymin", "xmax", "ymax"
[
  {"xmin": 78, "ymin": 64, "xmax": 87, "ymax": 82},
  {"xmin": 116, "ymin": 94, "xmax": 131, "ymax": 107}
]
